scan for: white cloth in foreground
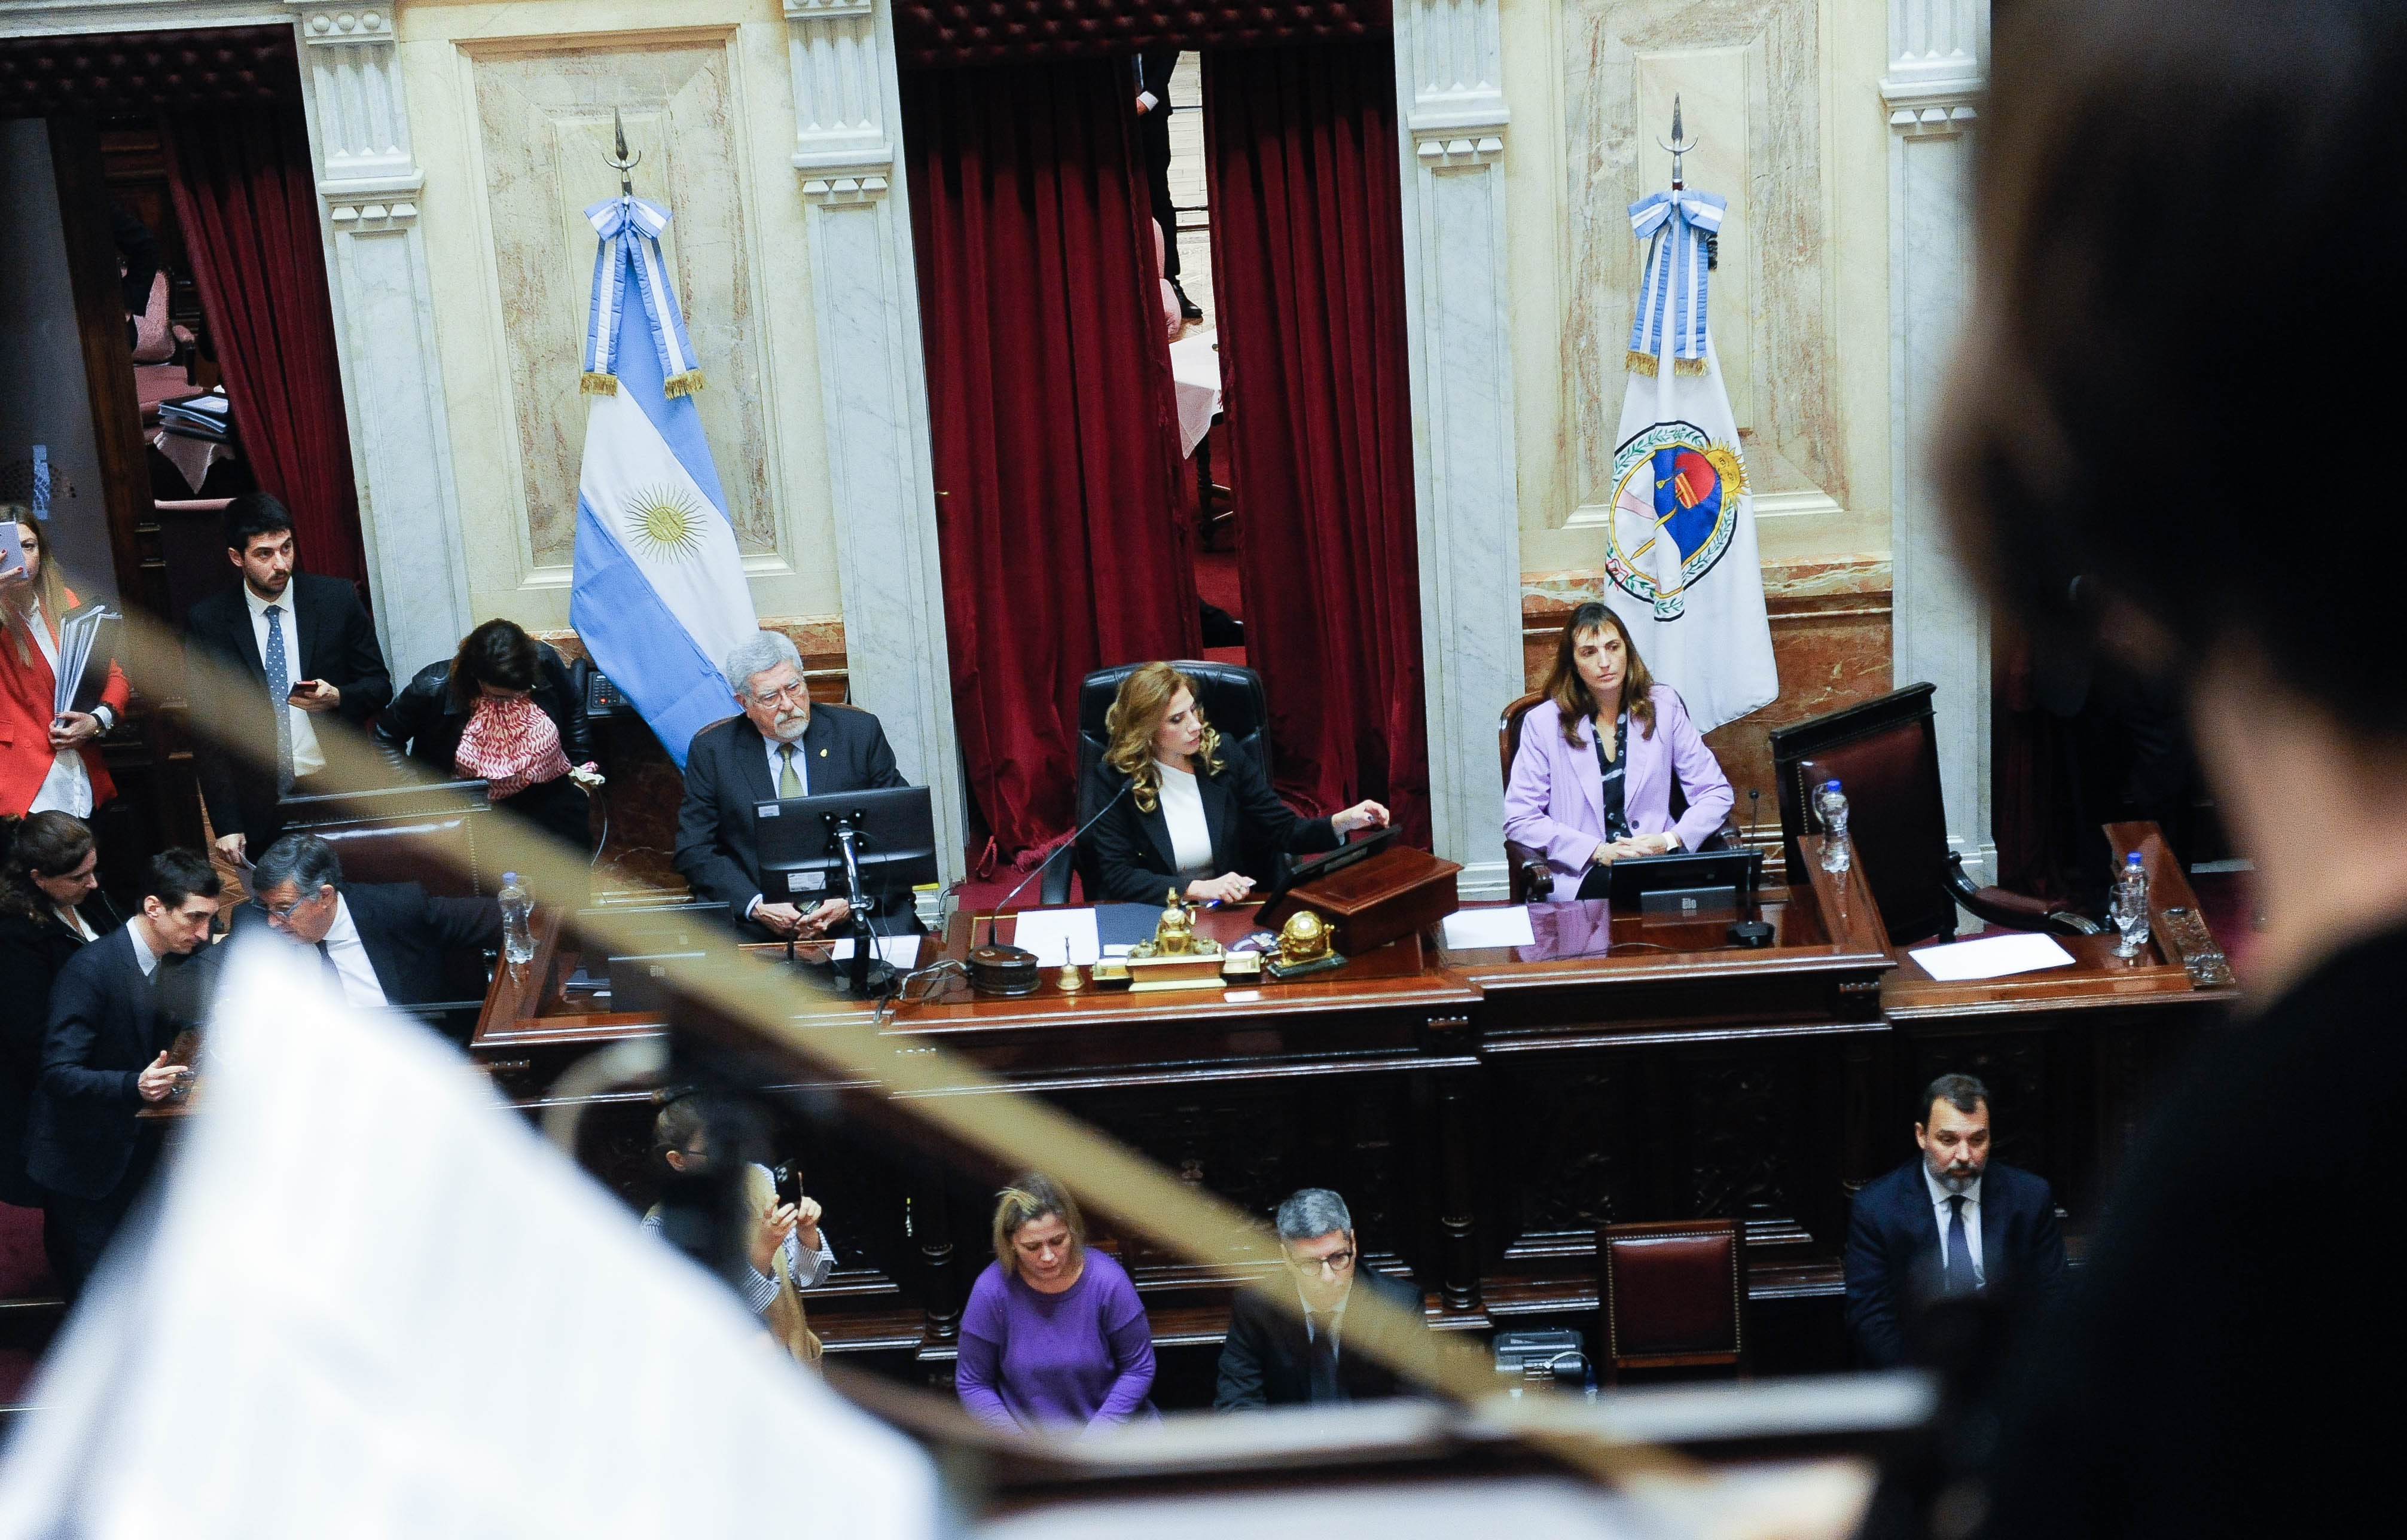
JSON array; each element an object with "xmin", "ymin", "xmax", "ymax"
[{"xmin": 0, "ymin": 939, "xmax": 939, "ymax": 1539}]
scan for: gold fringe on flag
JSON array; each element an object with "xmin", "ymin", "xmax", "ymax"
[
  {"xmin": 580, "ymin": 371, "xmax": 618, "ymax": 396},
  {"xmin": 1673, "ymin": 355, "xmax": 1709, "ymax": 377},
  {"xmin": 662, "ymin": 369, "xmax": 706, "ymax": 399},
  {"xmin": 1624, "ymin": 349, "xmax": 1659, "ymax": 377}
]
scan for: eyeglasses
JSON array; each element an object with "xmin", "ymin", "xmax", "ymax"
[
  {"xmin": 1286, "ymin": 1248, "xmax": 1355, "ymax": 1276},
  {"xmin": 262, "ymin": 894, "xmax": 321, "ymax": 921},
  {"xmin": 749, "ymin": 680, "xmax": 810, "ymax": 706}
]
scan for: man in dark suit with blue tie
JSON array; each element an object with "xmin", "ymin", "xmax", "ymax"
[
  {"xmin": 1844, "ymin": 1074, "xmax": 2068, "ymax": 1368},
  {"xmin": 25, "ymin": 849, "xmax": 224, "ymax": 1295}
]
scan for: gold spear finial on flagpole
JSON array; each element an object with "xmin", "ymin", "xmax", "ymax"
[
  {"xmin": 1657, "ymin": 93, "xmax": 1698, "ymax": 190},
  {"xmin": 607, "ymin": 106, "xmax": 641, "ymax": 198}
]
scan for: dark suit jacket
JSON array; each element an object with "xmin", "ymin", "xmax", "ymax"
[
  {"xmin": 673, "ymin": 706, "xmax": 906, "ymax": 916},
  {"xmin": 1082, "ymin": 742, "xmax": 1338, "ymax": 904},
  {"xmin": 182, "ymin": 572, "xmax": 393, "ymax": 839},
  {"xmin": 1136, "ymin": 47, "xmax": 1179, "ymax": 120},
  {"xmin": 1844, "ymin": 1156, "xmax": 2066, "ymax": 1368},
  {"xmin": 230, "ymin": 881, "xmax": 501, "ymax": 1009},
  {"xmin": 0, "ymin": 896, "xmax": 122, "ymax": 1205},
  {"xmin": 25, "ymin": 927, "xmax": 211, "ymax": 1201},
  {"xmin": 371, "ymin": 643, "xmax": 591, "ymax": 775},
  {"xmin": 1214, "ymin": 1266, "xmax": 1430, "ymax": 1410}
]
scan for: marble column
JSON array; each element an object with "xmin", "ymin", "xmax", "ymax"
[
  {"xmin": 286, "ymin": 2, "xmax": 473, "ymax": 678},
  {"xmin": 783, "ymin": 0, "xmax": 966, "ymax": 885},
  {"xmin": 1884, "ymin": 0, "xmax": 1990, "ymax": 879},
  {"xmin": 1393, "ymin": 0, "xmax": 1523, "ymax": 899}
]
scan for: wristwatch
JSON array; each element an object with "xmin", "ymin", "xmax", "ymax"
[{"xmin": 91, "ymin": 704, "xmax": 115, "ymax": 732}]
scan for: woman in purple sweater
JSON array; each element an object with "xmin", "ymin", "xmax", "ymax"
[{"xmin": 956, "ymin": 1173, "xmax": 1157, "ymax": 1430}]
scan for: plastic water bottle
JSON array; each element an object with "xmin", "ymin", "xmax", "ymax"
[
  {"xmin": 1816, "ymin": 780, "xmax": 1851, "ymax": 873},
  {"xmin": 2113, "ymin": 852, "xmax": 2150, "ymax": 959},
  {"xmin": 499, "ymin": 870, "xmax": 535, "ymax": 965}
]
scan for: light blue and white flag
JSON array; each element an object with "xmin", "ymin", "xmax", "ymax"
[
  {"xmin": 571, "ymin": 195, "xmax": 756, "ymax": 769},
  {"xmin": 1599, "ymin": 182, "xmax": 1776, "ymax": 732}
]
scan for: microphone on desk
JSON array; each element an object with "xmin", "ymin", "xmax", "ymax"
[
  {"xmin": 1728, "ymin": 788, "xmax": 1774, "ymax": 949},
  {"xmin": 968, "ymin": 777, "xmax": 1134, "ymax": 996}
]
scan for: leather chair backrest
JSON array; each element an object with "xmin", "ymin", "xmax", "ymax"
[
  {"xmin": 1073, "ymin": 661, "xmax": 1271, "ymax": 890},
  {"xmin": 274, "ymin": 780, "xmax": 494, "ymax": 898},
  {"xmin": 1768, "ymin": 683, "xmax": 1955, "ymax": 945},
  {"xmin": 1598, "ymin": 1218, "xmax": 1743, "ymax": 1364},
  {"xmin": 1499, "ymin": 691, "xmax": 1544, "ymax": 790}
]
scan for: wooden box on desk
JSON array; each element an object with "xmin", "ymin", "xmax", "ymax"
[{"xmin": 1255, "ymin": 845, "xmax": 1462, "ymax": 957}]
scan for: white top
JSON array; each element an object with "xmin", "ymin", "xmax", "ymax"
[
  {"xmin": 245, "ymin": 583, "xmax": 325, "ymax": 779},
  {"xmin": 1154, "ymin": 759, "xmax": 1213, "ymax": 875},
  {"xmin": 319, "ymin": 896, "xmax": 389, "ymax": 1009},
  {"xmin": 56, "ymin": 902, "xmax": 97, "ymax": 942},
  {"xmin": 21, "ymin": 598, "xmax": 93, "ymax": 818},
  {"xmin": 1923, "ymin": 1165, "xmax": 1986, "ymax": 1286},
  {"xmin": 127, "ymin": 918, "xmax": 164, "ymax": 977}
]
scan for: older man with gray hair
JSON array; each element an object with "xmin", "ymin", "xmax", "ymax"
[
  {"xmin": 672, "ymin": 628, "xmax": 908, "ymax": 939},
  {"xmin": 234, "ymin": 833, "xmax": 501, "ymax": 1022},
  {"xmin": 1213, "ymin": 1187, "xmax": 1431, "ymax": 1410}
]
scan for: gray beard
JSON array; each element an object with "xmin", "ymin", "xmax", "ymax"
[{"xmin": 1929, "ymin": 1162, "xmax": 1978, "ymax": 1194}]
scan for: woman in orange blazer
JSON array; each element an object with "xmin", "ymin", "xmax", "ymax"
[{"xmin": 0, "ymin": 514, "xmax": 130, "ymax": 820}]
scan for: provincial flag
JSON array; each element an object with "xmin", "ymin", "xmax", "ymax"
[
  {"xmin": 570, "ymin": 195, "xmax": 758, "ymax": 769},
  {"xmin": 1601, "ymin": 185, "xmax": 1778, "ymax": 732}
]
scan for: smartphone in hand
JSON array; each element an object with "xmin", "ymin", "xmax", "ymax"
[
  {"xmin": 286, "ymin": 679, "xmax": 322, "ymax": 702},
  {"xmin": 771, "ymin": 1162, "xmax": 805, "ymax": 1208},
  {"xmin": 0, "ymin": 521, "xmax": 25, "ymax": 581}
]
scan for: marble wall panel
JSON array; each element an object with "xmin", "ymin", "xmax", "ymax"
[
  {"xmin": 1521, "ymin": 557, "xmax": 1892, "ymax": 876},
  {"xmin": 537, "ymin": 616, "xmax": 848, "ymax": 902},
  {"xmin": 1562, "ymin": 0, "xmax": 1844, "ymax": 515},
  {"xmin": 468, "ymin": 34, "xmax": 778, "ymax": 568}
]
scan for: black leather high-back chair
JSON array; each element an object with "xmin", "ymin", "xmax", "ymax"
[
  {"xmin": 1768, "ymin": 683, "xmax": 2097, "ymax": 946},
  {"xmin": 1038, "ymin": 661, "xmax": 1271, "ymax": 903}
]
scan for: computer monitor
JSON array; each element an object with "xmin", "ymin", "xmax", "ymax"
[
  {"xmin": 754, "ymin": 786, "xmax": 938, "ymax": 913},
  {"xmin": 1580, "ymin": 847, "xmax": 1764, "ymax": 912}
]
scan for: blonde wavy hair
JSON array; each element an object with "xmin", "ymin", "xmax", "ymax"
[
  {"xmin": 0, "ymin": 506, "xmax": 69, "ymax": 671},
  {"xmin": 992, "ymin": 1172, "xmax": 1085, "ymax": 1276},
  {"xmin": 1102, "ymin": 661, "xmax": 1224, "ymax": 814}
]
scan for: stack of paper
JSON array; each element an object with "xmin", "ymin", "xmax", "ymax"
[
  {"xmin": 157, "ymin": 389, "xmax": 232, "ymax": 442},
  {"xmin": 50, "ymin": 603, "xmax": 117, "ymax": 717}
]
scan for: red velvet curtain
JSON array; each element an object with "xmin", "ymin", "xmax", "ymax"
[
  {"xmin": 904, "ymin": 59, "xmax": 1199, "ymax": 862},
  {"xmin": 161, "ymin": 102, "xmax": 368, "ymax": 591},
  {"xmin": 1203, "ymin": 37, "xmax": 1429, "ymax": 842}
]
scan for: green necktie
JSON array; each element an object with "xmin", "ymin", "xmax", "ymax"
[{"xmin": 777, "ymin": 744, "xmax": 802, "ymax": 799}]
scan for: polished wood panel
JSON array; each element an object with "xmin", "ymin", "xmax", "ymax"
[{"xmin": 472, "ymin": 829, "xmax": 2229, "ymax": 1391}]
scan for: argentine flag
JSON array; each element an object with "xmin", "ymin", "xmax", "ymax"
[
  {"xmin": 1599, "ymin": 184, "xmax": 1778, "ymax": 732},
  {"xmin": 570, "ymin": 195, "xmax": 757, "ymax": 769}
]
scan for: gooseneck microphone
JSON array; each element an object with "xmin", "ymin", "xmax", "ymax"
[
  {"xmin": 1727, "ymin": 788, "xmax": 1774, "ymax": 949},
  {"xmin": 968, "ymin": 775, "xmax": 1135, "ymax": 995}
]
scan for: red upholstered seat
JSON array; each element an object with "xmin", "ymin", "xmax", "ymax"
[
  {"xmin": 892, "ymin": 0, "xmax": 1389, "ymax": 68},
  {"xmin": 0, "ymin": 1203, "xmax": 60, "ymax": 1306},
  {"xmin": 1598, "ymin": 1217, "xmax": 1745, "ymax": 1382}
]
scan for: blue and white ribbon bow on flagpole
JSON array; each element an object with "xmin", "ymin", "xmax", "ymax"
[
  {"xmin": 581, "ymin": 195, "xmax": 705, "ymax": 399},
  {"xmin": 1624, "ymin": 188, "xmax": 1726, "ymax": 377},
  {"xmin": 571, "ymin": 195, "xmax": 758, "ymax": 770}
]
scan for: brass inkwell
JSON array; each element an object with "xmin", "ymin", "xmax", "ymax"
[
  {"xmin": 1090, "ymin": 890, "xmax": 1264, "ymax": 992},
  {"xmin": 1265, "ymin": 908, "xmax": 1346, "ymax": 980}
]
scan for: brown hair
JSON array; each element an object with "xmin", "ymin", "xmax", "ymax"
[
  {"xmin": 991, "ymin": 1172, "xmax": 1084, "ymax": 1276},
  {"xmin": 447, "ymin": 618, "xmax": 542, "ymax": 714},
  {"xmin": 1943, "ymin": 0, "xmax": 2407, "ymax": 732},
  {"xmin": 1540, "ymin": 602, "xmax": 1657, "ymax": 744},
  {"xmin": 1103, "ymin": 661, "xmax": 1224, "ymax": 813},
  {"xmin": 0, "ymin": 811, "xmax": 95, "ymax": 922},
  {"xmin": 0, "ymin": 509, "xmax": 71, "ymax": 671}
]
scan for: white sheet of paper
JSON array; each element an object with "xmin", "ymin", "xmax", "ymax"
[
  {"xmin": 1908, "ymin": 931, "xmax": 2078, "ymax": 981},
  {"xmin": 825, "ymin": 934, "xmax": 923, "ymax": 967},
  {"xmin": 1009, "ymin": 908, "xmax": 1103, "ymax": 967},
  {"xmin": 1441, "ymin": 906, "xmax": 1539, "ymax": 951}
]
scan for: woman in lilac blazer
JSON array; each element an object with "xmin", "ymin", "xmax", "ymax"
[{"xmin": 1503, "ymin": 602, "xmax": 1735, "ymax": 887}]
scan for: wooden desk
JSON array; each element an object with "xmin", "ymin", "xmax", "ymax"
[{"xmin": 469, "ymin": 831, "xmax": 2230, "ymax": 1389}]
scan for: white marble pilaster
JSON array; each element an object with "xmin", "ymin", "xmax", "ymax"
[
  {"xmin": 1393, "ymin": 0, "xmax": 1523, "ymax": 899},
  {"xmin": 1884, "ymin": 0, "xmax": 1990, "ymax": 878},
  {"xmin": 286, "ymin": 2, "xmax": 472, "ymax": 677},
  {"xmin": 783, "ymin": 0, "xmax": 966, "ymax": 884}
]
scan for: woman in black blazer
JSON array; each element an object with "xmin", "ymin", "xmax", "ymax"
[
  {"xmin": 1082, "ymin": 662, "xmax": 1389, "ymax": 904},
  {"xmin": 0, "ymin": 812, "xmax": 119, "ymax": 1270},
  {"xmin": 374, "ymin": 619, "xmax": 597, "ymax": 851}
]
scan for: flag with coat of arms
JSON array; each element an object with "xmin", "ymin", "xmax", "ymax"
[
  {"xmin": 1598, "ymin": 177, "xmax": 1778, "ymax": 732},
  {"xmin": 570, "ymin": 194, "xmax": 758, "ymax": 770}
]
